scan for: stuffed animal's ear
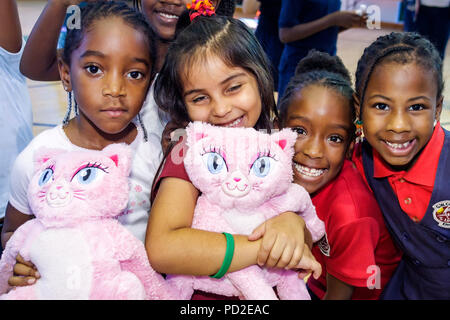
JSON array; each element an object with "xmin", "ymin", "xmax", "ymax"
[
  {"xmin": 186, "ymin": 121, "xmax": 209, "ymax": 147},
  {"xmin": 102, "ymin": 143, "xmax": 132, "ymax": 177},
  {"xmin": 33, "ymin": 148, "xmax": 66, "ymax": 172},
  {"xmin": 271, "ymin": 128, "xmax": 297, "ymax": 152}
]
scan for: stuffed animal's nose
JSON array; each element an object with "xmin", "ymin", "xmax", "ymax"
[{"xmin": 233, "ymin": 177, "xmax": 241, "ymax": 182}]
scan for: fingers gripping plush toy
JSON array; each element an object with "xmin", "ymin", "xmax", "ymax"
[
  {"xmin": 167, "ymin": 122, "xmax": 325, "ymax": 300},
  {"xmin": 0, "ymin": 144, "xmax": 175, "ymax": 300}
]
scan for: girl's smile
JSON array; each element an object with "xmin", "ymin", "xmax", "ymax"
[
  {"xmin": 181, "ymin": 53, "xmax": 262, "ymax": 128},
  {"xmin": 360, "ymin": 62, "xmax": 442, "ymax": 169},
  {"xmin": 285, "ymin": 85, "xmax": 352, "ymax": 195}
]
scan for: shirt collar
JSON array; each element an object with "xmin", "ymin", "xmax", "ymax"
[{"xmin": 373, "ymin": 122, "xmax": 444, "ymax": 186}]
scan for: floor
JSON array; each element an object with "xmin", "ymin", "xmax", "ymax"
[{"xmin": 16, "ymin": 0, "xmax": 450, "ymax": 137}]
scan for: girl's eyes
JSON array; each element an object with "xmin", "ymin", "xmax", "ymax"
[
  {"xmin": 373, "ymin": 103, "xmax": 426, "ymax": 112},
  {"xmin": 85, "ymin": 65, "xmax": 102, "ymax": 75},
  {"xmin": 226, "ymin": 84, "xmax": 242, "ymax": 93},
  {"xmin": 293, "ymin": 127, "xmax": 307, "ymax": 136},
  {"xmin": 409, "ymin": 104, "xmax": 425, "ymax": 111},
  {"xmin": 192, "ymin": 95, "xmax": 208, "ymax": 104},
  {"xmin": 374, "ymin": 103, "xmax": 389, "ymax": 111},
  {"xmin": 127, "ymin": 71, "xmax": 144, "ymax": 80},
  {"xmin": 328, "ymin": 135, "xmax": 344, "ymax": 143}
]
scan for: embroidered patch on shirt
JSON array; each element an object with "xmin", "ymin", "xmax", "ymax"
[
  {"xmin": 317, "ymin": 233, "xmax": 330, "ymax": 257},
  {"xmin": 432, "ymin": 200, "xmax": 450, "ymax": 229}
]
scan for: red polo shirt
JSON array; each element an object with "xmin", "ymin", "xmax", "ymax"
[
  {"xmin": 307, "ymin": 160, "xmax": 402, "ymax": 300},
  {"xmin": 353, "ymin": 123, "xmax": 445, "ymax": 222}
]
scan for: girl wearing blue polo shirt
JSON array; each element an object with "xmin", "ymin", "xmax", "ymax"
[
  {"xmin": 277, "ymin": 0, "xmax": 365, "ymax": 98},
  {"xmin": 353, "ymin": 32, "xmax": 450, "ymax": 299}
]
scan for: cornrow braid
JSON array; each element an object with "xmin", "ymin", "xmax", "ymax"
[
  {"xmin": 355, "ymin": 32, "xmax": 443, "ymax": 112},
  {"xmin": 279, "ymin": 50, "xmax": 355, "ymax": 128}
]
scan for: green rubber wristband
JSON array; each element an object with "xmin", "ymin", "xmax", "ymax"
[{"xmin": 210, "ymin": 232, "xmax": 235, "ymax": 279}]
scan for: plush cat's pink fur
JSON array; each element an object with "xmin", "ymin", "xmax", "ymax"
[
  {"xmin": 167, "ymin": 122, "xmax": 325, "ymax": 300},
  {"xmin": 0, "ymin": 144, "xmax": 175, "ymax": 300}
]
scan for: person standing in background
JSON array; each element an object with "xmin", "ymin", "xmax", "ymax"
[
  {"xmin": 416, "ymin": 0, "xmax": 449, "ymax": 60},
  {"xmin": 277, "ymin": 0, "xmax": 366, "ymax": 100},
  {"xmin": 0, "ymin": 0, "xmax": 34, "ymax": 243},
  {"xmin": 243, "ymin": 0, "xmax": 284, "ymax": 92}
]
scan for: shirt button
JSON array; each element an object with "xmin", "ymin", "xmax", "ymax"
[
  {"xmin": 412, "ymin": 217, "xmax": 419, "ymax": 223},
  {"xmin": 402, "ymin": 232, "xmax": 409, "ymax": 240},
  {"xmin": 437, "ymin": 235, "xmax": 447, "ymax": 243},
  {"xmin": 413, "ymin": 259, "xmax": 421, "ymax": 265},
  {"xmin": 399, "ymin": 178, "xmax": 405, "ymax": 183},
  {"xmin": 404, "ymin": 197, "xmax": 412, "ymax": 205}
]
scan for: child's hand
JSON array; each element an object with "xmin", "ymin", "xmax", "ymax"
[
  {"xmin": 330, "ymin": 11, "xmax": 367, "ymax": 29},
  {"xmin": 248, "ymin": 211, "xmax": 308, "ymax": 269},
  {"xmin": 7, "ymin": 254, "xmax": 40, "ymax": 287},
  {"xmin": 295, "ymin": 244, "xmax": 322, "ymax": 280}
]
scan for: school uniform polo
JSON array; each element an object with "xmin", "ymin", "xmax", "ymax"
[
  {"xmin": 357, "ymin": 123, "xmax": 450, "ymax": 299},
  {"xmin": 307, "ymin": 160, "xmax": 401, "ymax": 300},
  {"xmin": 372, "ymin": 123, "xmax": 444, "ymax": 222}
]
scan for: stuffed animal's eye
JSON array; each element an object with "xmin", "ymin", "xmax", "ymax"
[
  {"xmin": 38, "ymin": 168, "xmax": 54, "ymax": 186},
  {"xmin": 73, "ymin": 167, "xmax": 104, "ymax": 184},
  {"xmin": 203, "ymin": 152, "xmax": 226, "ymax": 174},
  {"xmin": 251, "ymin": 157, "xmax": 272, "ymax": 178}
]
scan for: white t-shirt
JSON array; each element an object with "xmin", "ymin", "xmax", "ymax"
[
  {"xmin": 0, "ymin": 40, "xmax": 34, "ymax": 218},
  {"xmin": 140, "ymin": 74, "xmax": 169, "ymax": 142},
  {"xmin": 8, "ymin": 122, "xmax": 162, "ymax": 242}
]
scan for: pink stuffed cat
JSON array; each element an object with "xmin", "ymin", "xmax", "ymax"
[
  {"xmin": 0, "ymin": 144, "xmax": 174, "ymax": 300},
  {"xmin": 167, "ymin": 122, "xmax": 325, "ymax": 300}
]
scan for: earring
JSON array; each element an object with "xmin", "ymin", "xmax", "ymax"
[{"xmin": 354, "ymin": 118, "xmax": 364, "ymax": 144}]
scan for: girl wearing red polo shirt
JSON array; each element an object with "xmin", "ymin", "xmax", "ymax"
[
  {"xmin": 278, "ymin": 50, "xmax": 401, "ymax": 300},
  {"xmin": 353, "ymin": 32, "xmax": 450, "ymax": 300}
]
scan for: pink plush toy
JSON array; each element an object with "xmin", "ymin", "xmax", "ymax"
[
  {"xmin": 0, "ymin": 144, "xmax": 175, "ymax": 300},
  {"xmin": 167, "ymin": 122, "xmax": 325, "ymax": 300}
]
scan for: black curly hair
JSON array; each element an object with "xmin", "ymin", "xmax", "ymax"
[
  {"xmin": 278, "ymin": 50, "xmax": 355, "ymax": 130},
  {"xmin": 355, "ymin": 32, "xmax": 444, "ymax": 115}
]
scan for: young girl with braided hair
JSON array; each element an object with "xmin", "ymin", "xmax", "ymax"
[
  {"xmin": 352, "ymin": 32, "xmax": 450, "ymax": 299},
  {"xmin": 1, "ymin": 1, "xmax": 161, "ymax": 288},
  {"xmin": 147, "ymin": 6, "xmax": 321, "ymax": 300},
  {"xmin": 278, "ymin": 50, "xmax": 401, "ymax": 299}
]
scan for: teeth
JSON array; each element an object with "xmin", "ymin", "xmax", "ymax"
[
  {"xmin": 159, "ymin": 12, "xmax": 178, "ymax": 19},
  {"xmin": 224, "ymin": 117, "xmax": 243, "ymax": 128},
  {"xmin": 294, "ymin": 163, "xmax": 325, "ymax": 177},
  {"xmin": 386, "ymin": 141, "xmax": 411, "ymax": 149}
]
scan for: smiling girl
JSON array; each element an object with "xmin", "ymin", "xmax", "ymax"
[
  {"xmin": 353, "ymin": 32, "xmax": 450, "ymax": 300},
  {"xmin": 278, "ymin": 50, "xmax": 401, "ymax": 300}
]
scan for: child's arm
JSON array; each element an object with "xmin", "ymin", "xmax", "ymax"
[
  {"xmin": 279, "ymin": 11, "xmax": 365, "ymax": 44},
  {"xmin": 323, "ymin": 273, "xmax": 354, "ymax": 300},
  {"xmin": 1, "ymin": 203, "xmax": 40, "ymax": 287},
  {"xmin": 146, "ymin": 177, "xmax": 312, "ymax": 275},
  {"xmin": 20, "ymin": 0, "xmax": 90, "ymax": 81},
  {"xmin": 0, "ymin": 0, "xmax": 22, "ymax": 53}
]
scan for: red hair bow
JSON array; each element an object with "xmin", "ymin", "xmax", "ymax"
[{"xmin": 187, "ymin": 0, "xmax": 216, "ymax": 21}]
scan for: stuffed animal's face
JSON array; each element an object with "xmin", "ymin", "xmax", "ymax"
[
  {"xmin": 28, "ymin": 144, "xmax": 132, "ymax": 227},
  {"xmin": 184, "ymin": 122, "xmax": 297, "ymax": 209}
]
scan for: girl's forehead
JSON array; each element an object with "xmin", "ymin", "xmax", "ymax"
[
  {"xmin": 367, "ymin": 61, "xmax": 438, "ymax": 96},
  {"xmin": 181, "ymin": 52, "xmax": 249, "ymax": 85},
  {"xmin": 75, "ymin": 18, "xmax": 150, "ymax": 60}
]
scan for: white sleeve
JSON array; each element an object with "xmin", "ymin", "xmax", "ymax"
[{"xmin": 8, "ymin": 143, "xmax": 36, "ymax": 215}]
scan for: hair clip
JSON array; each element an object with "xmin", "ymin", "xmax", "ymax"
[{"xmin": 187, "ymin": 0, "xmax": 216, "ymax": 21}]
